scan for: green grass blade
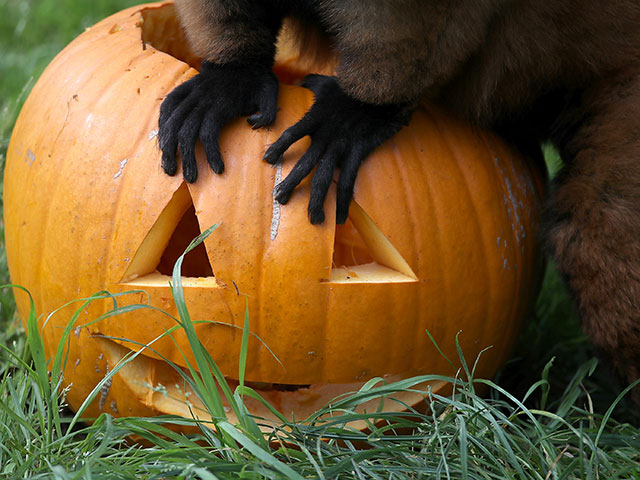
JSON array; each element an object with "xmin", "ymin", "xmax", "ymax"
[
  {"xmin": 238, "ymin": 297, "xmax": 250, "ymax": 389},
  {"xmin": 217, "ymin": 420, "xmax": 305, "ymax": 480}
]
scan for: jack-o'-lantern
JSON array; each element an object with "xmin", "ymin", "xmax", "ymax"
[{"xmin": 4, "ymin": 2, "xmax": 545, "ymax": 427}]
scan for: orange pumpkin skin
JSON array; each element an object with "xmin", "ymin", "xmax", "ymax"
[{"xmin": 4, "ymin": 2, "xmax": 545, "ymax": 423}]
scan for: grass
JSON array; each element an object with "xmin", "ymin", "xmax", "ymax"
[
  {"xmin": 1, "ymin": 1, "xmax": 639, "ymax": 478},
  {"xmin": 2, "ymin": 232, "xmax": 640, "ymax": 478}
]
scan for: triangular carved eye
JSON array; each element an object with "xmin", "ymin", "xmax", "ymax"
[
  {"xmin": 121, "ymin": 182, "xmax": 214, "ymax": 283},
  {"xmin": 330, "ymin": 201, "xmax": 418, "ymax": 284},
  {"xmin": 156, "ymin": 203, "xmax": 213, "ymax": 277}
]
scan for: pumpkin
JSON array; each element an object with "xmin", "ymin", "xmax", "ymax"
[{"xmin": 3, "ymin": 2, "xmax": 545, "ymax": 426}]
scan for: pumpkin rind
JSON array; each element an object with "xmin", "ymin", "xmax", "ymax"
[{"xmin": 4, "ymin": 2, "xmax": 545, "ymax": 422}]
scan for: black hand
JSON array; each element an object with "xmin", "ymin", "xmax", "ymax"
[
  {"xmin": 263, "ymin": 75, "xmax": 411, "ymax": 224},
  {"xmin": 159, "ymin": 61, "xmax": 278, "ymax": 182}
]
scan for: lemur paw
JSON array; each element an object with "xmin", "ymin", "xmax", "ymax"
[
  {"xmin": 264, "ymin": 75, "xmax": 411, "ymax": 224},
  {"xmin": 159, "ymin": 61, "xmax": 278, "ymax": 182}
]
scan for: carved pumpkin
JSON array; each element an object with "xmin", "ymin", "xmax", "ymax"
[{"xmin": 4, "ymin": 2, "xmax": 545, "ymax": 425}]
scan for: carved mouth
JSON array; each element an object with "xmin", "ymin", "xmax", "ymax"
[{"xmin": 96, "ymin": 336, "xmax": 439, "ymax": 429}]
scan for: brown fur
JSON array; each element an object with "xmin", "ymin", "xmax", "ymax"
[
  {"xmin": 175, "ymin": 0, "xmax": 284, "ymax": 62},
  {"xmin": 175, "ymin": 0, "xmax": 640, "ymax": 402},
  {"xmin": 546, "ymin": 65, "xmax": 640, "ymax": 403}
]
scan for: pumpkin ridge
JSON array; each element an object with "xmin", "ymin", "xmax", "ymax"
[
  {"xmin": 457, "ymin": 132, "xmax": 503, "ymax": 354},
  {"xmin": 438, "ymin": 120, "xmax": 495, "ymax": 350},
  {"xmin": 35, "ymin": 152, "xmax": 66, "ymax": 319},
  {"xmin": 403, "ymin": 113, "xmax": 442, "ymax": 370},
  {"xmin": 387, "ymin": 134, "xmax": 421, "ymax": 372},
  {"xmin": 23, "ymin": 34, "xmax": 134, "ymax": 311},
  {"xmin": 403, "ymin": 123, "xmax": 438, "ymax": 370},
  {"xmin": 482, "ymin": 135, "xmax": 540, "ymax": 354},
  {"xmin": 411, "ymin": 109, "xmax": 450, "ymax": 350}
]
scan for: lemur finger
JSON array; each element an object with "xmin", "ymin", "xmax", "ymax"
[
  {"xmin": 248, "ymin": 73, "xmax": 279, "ymax": 128},
  {"xmin": 158, "ymin": 89, "xmax": 200, "ymax": 170},
  {"xmin": 159, "ymin": 79, "xmax": 193, "ymax": 127},
  {"xmin": 335, "ymin": 147, "xmax": 364, "ymax": 224},
  {"xmin": 263, "ymin": 112, "xmax": 321, "ymax": 164},
  {"xmin": 308, "ymin": 143, "xmax": 342, "ymax": 224},
  {"xmin": 273, "ymin": 142, "xmax": 325, "ymax": 204},
  {"xmin": 178, "ymin": 109, "xmax": 204, "ymax": 183},
  {"xmin": 200, "ymin": 110, "xmax": 225, "ymax": 174}
]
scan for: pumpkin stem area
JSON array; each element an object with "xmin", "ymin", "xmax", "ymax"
[
  {"xmin": 139, "ymin": 3, "xmax": 335, "ymax": 83},
  {"xmin": 140, "ymin": 4, "xmax": 202, "ymax": 70}
]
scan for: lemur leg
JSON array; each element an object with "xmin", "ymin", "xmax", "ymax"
[{"xmin": 547, "ymin": 66, "xmax": 640, "ymax": 402}]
